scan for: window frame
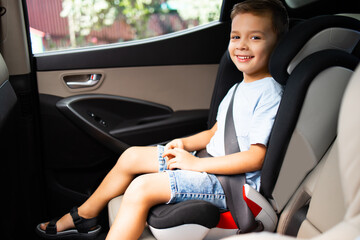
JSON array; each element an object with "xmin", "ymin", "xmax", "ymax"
[{"xmin": 34, "ymin": 20, "xmax": 231, "ymax": 71}]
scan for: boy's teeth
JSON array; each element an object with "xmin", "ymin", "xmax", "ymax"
[{"xmin": 239, "ymin": 56, "xmax": 251, "ymax": 59}]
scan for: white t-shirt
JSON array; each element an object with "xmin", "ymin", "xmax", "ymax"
[{"xmin": 206, "ymin": 77, "xmax": 284, "ymax": 191}]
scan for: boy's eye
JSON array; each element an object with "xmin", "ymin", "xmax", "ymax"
[
  {"xmin": 231, "ymin": 35, "xmax": 240, "ymax": 40},
  {"xmin": 251, "ymin": 36, "xmax": 261, "ymax": 40}
]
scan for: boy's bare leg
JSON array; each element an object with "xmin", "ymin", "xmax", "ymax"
[
  {"xmin": 40, "ymin": 146, "xmax": 160, "ymax": 232},
  {"xmin": 106, "ymin": 172, "xmax": 171, "ymax": 240}
]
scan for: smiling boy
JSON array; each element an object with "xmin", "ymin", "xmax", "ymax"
[
  {"xmin": 229, "ymin": 12, "xmax": 277, "ymax": 82},
  {"xmin": 37, "ymin": 1, "xmax": 288, "ymax": 239},
  {"xmin": 228, "ymin": 1, "xmax": 287, "ymax": 83}
]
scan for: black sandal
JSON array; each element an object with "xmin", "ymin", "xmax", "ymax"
[{"xmin": 36, "ymin": 207, "xmax": 102, "ymax": 239}]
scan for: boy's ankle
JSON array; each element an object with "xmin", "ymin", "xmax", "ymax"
[{"xmin": 78, "ymin": 206, "xmax": 97, "ymax": 219}]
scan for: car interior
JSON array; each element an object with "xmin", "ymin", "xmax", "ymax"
[{"xmin": 0, "ymin": 0, "xmax": 359, "ymax": 240}]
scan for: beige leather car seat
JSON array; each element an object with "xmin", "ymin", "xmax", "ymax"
[
  {"xmin": 0, "ymin": 53, "xmax": 16, "ymax": 130},
  {"xmin": 223, "ymin": 64, "xmax": 360, "ymax": 240}
]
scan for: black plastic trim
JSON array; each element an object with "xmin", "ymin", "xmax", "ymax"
[
  {"xmin": 56, "ymin": 94, "xmax": 208, "ymax": 153},
  {"xmin": 112, "ymin": 110, "xmax": 209, "ymax": 146},
  {"xmin": 285, "ymin": 204, "xmax": 310, "ymax": 236},
  {"xmin": 56, "ymin": 94, "xmax": 173, "ymax": 153}
]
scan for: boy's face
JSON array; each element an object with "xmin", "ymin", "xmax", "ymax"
[{"xmin": 228, "ymin": 12, "xmax": 278, "ymax": 82}]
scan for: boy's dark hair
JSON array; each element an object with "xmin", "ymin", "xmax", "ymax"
[{"xmin": 231, "ymin": 0, "xmax": 289, "ymax": 38}]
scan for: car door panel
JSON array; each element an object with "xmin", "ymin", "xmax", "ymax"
[
  {"xmin": 39, "ymin": 94, "xmax": 118, "ymax": 169},
  {"xmin": 56, "ymin": 94, "xmax": 208, "ymax": 153},
  {"xmin": 37, "ymin": 64, "xmax": 219, "ymax": 111},
  {"xmin": 38, "ymin": 93, "xmax": 117, "ymax": 220},
  {"xmin": 38, "ymin": 63, "xmax": 218, "ymax": 156}
]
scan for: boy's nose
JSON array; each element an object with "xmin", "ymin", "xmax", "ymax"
[{"xmin": 236, "ymin": 39, "xmax": 248, "ymax": 50}]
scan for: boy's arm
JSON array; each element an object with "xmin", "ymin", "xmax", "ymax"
[
  {"xmin": 165, "ymin": 122, "xmax": 218, "ymax": 152},
  {"xmin": 165, "ymin": 143, "xmax": 266, "ymax": 175}
]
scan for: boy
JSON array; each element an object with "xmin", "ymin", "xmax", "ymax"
[{"xmin": 37, "ymin": 0, "xmax": 288, "ymax": 239}]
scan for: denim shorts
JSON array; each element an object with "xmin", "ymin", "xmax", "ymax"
[{"xmin": 157, "ymin": 145, "xmax": 227, "ymax": 210}]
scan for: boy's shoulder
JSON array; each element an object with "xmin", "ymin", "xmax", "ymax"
[
  {"xmin": 245, "ymin": 77, "xmax": 284, "ymax": 99},
  {"xmin": 242, "ymin": 77, "xmax": 282, "ymax": 90}
]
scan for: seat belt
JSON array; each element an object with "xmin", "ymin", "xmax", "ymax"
[
  {"xmin": 198, "ymin": 83, "xmax": 259, "ymax": 233},
  {"xmin": 223, "ymin": 83, "xmax": 241, "ymax": 154}
]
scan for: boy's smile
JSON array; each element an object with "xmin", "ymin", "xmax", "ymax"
[
  {"xmin": 228, "ymin": 12, "xmax": 278, "ymax": 83},
  {"xmin": 237, "ymin": 55, "xmax": 255, "ymax": 62}
]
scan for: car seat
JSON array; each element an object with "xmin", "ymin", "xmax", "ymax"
[
  {"xmin": 107, "ymin": 15, "xmax": 360, "ymax": 240},
  {"xmin": 222, "ymin": 60, "xmax": 360, "ymax": 240},
  {"xmin": 0, "ymin": 53, "xmax": 18, "ymax": 158},
  {"xmin": 263, "ymin": 14, "xmax": 360, "ymax": 211}
]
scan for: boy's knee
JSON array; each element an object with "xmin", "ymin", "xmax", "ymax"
[
  {"xmin": 124, "ymin": 175, "xmax": 153, "ymax": 204},
  {"xmin": 124, "ymin": 173, "xmax": 171, "ymax": 206},
  {"xmin": 116, "ymin": 146, "xmax": 142, "ymax": 171}
]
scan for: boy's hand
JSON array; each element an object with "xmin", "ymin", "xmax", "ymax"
[
  {"xmin": 164, "ymin": 139, "xmax": 185, "ymax": 152},
  {"xmin": 163, "ymin": 148, "xmax": 197, "ymax": 171}
]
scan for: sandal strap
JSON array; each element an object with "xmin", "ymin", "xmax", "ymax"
[
  {"xmin": 70, "ymin": 207, "xmax": 98, "ymax": 233},
  {"xmin": 46, "ymin": 217, "xmax": 60, "ymax": 234}
]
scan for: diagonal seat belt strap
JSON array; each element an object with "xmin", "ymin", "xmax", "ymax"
[
  {"xmin": 224, "ymin": 83, "xmax": 241, "ymax": 154},
  {"xmin": 216, "ymin": 83, "xmax": 258, "ymax": 233}
]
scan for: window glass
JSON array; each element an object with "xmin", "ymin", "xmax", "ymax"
[{"xmin": 26, "ymin": 0, "xmax": 222, "ymax": 54}]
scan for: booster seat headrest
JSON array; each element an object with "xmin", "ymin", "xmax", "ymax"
[{"xmin": 269, "ymin": 15, "xmax": 360, "ymax": 85}]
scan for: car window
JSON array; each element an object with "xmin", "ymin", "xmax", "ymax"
[{"xmin": 26, "ymin": 0, "xmax": 222, "ymax": 54}]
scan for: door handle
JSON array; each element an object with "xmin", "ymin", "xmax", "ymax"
[{"xmin": 65, "ymin": 74, "xmax": 102, "ymax": 89}]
